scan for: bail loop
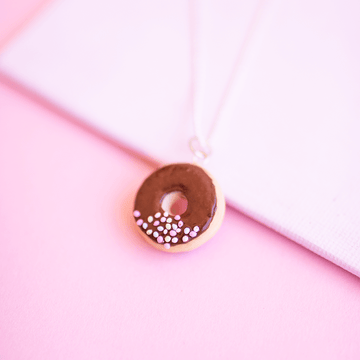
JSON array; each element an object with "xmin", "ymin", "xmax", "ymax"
[{"xmin": 189, "ymin": 136, "xmax": 212, "ymax": 164}]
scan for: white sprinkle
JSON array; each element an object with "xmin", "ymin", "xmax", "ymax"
[
  {"xmin": 165, "ymin": 236, "xmax": 171, "ymax": 242},
  {"xmin": 157, "ymin": 226, "xmax": 164, "ymax": 231},
  {"xmin": 172, "ymin": 224, "xmax": 178, "ymax": 230},
  {"xmin": 142, "ymin": 223, "xmax": 148, "ymax": 229},
  {"xmin": 163, "ymin": 229, "xmax": 168, "ymax": 235},
  {"xmin": 174, "ymin": 215, "xmax": 181, "ymax": 220},
  {"xmin": 146, "ymin": 229, "xmax": 153, "ymax": 235},
  {"xmin": 166, "ymin": 218, "xmax": 172, "ymax": 223},
  {"xmin": 176, "ymin": 228, "xmax": 181, "ymax": 233},
  {"xmin": 155, "ymin": 212, "xmax": 161, "ymax": 218},
  {"xmin": 153, "ymin": 231, "xmax": 159, "ymax": 238},
  {"xmin": 133, "ymin": 210, "xmax": 141, "ymax": 218},
  {"xmin": 164, "ymin": 243, "xmax": 170, "ymax": 249},
  {"xmin": 193, "ymin": 226, "xmax": 200, "ymax": 232},
  {"xmin": 166, "ymin": 224, "xmax": 171, "ymax": 230},
  {"xmin": 160, "ymin": 217, "xmax": 166, "ymax": 223},
  {"xmin": 184, "ymin": 227, "xmax": 190, "ymax": 234},
  {"xmin": 178, "ymin": 221, "xmax": 184, "ymax": 227},
  {"xmin": 172, "ymin": 237, "xmax": 178, "ymax": 243},
  {"xmin": 148, "ymin": 216, "xmax": 154, "ymax": 223},
  {"xmin": 182, "ymin": 236, "xmax": 189, "ymax": 242},
  {"xmin": 163, "ymin": 211, "xmax": 169, "ymax": 217}
]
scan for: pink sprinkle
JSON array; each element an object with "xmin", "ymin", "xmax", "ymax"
[
  {"xmin": 157, "ymin": 236, "xmax": 164, "ymax": 244},
  {"xmin": 160, "ymin": 217, "xmax": 166, "ymax": 223},
  {"xmin": 170, "ymin": 230, "xmax": 176, "ymax": 236},
  {"xmin": 153, "ymin": 220, "xmax": 160, "ymax": 226},
  {"xmin": 136, "ymin": 219, "xmax": 143, "ymax": 226},
  {"xmin": 178, "ymin": 221, "xmax": 183, "ymax": 227},
  {"xmin": 190, "ymin": 231, "xmax": 197, "ymax": 238},
  {"xmin": 176, "ymin": 228, "xmax": 181, "ymax": 233},
  {"xmin": 174, "ymin": 215, "xmax": 181, "ymax": 220},
  {"xmin": 164, "ymin": 243, "xmax": 170, "ymax": 250},
  {"xmin": 133, "ymin": 210, "xmax": 141, "ymax": 217}
]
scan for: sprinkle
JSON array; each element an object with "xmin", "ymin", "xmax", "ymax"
[
  {"xmin": 184, "ymin": 227, "xmax": 190, "ymax": 234},
  {"xmin": 164, "ymin": 243, "xmax": 170, "ymax": 249},
  {"xmin": 172, "ymin": 237, "xmax": 178, "ymax": 243},
  {"xmin": 165, "ymin": 236, "xmax": 171, "ymax": 243},
  {"xmin": 134, "ymin": 210, "xmax": 141, "ymax": 218},
  {"xmin": 160, "ymin": 217, "xmax": 166, "ymax": 223},
  {"xmin": 153, "ymin": 231, "xmax": 159, "ymax": 238},
  {"xmin": 170, "ymin": 230, "xmax": 176, "ymax": 236},
  {"xmin": 155, "ymin": 212, "xmax": 161, "ymax": 218},
  {"xmin": 146, "ymin": 229, "xmax": 153, "ymax": 235},
  {"xmin": 176, "ymin": 228, "xmax": 181, "ymax": 233},
  {"xmin": 166, "ymin": 224, "xmax": 171, "ymax": 230},
  {"xmin": 163, "ymin": 211, "xmax": 169, "ymax": 217},
  {"xmin": 163, "ymin": 229, "xmax": 168, "ymax": 235},
  {"xmin": 190, "ymin": 231, "xmax": 197, "ymax": 238},
  {"xmin": 172, "ymin": 224, "xmax": 178, "ymax": 230},
  {"xmin": 178, "ymin": 221, "xmax": 184, "ymax": 227},
  {"xmin": 142, "ymin": 223, "xmax": 148, "ymax": 229},
  {"xmin": 136, "ymin": 219, "xmax": 143, "ymax": 226},
  {"xmin": 182, "ymin": 236, "xmax": 189, "ymax": 242},
  {"xmin": 193, "ymin": 226, "xmax": 200, "ymax": 232},
  {"xmin": 157, "ymin": 226, "xmax": 164, "ymax": 231},
  {"xmin": 174, "ymin": 215, "xmax": 181, "ymax": 220},
  {"xmin": 148, "ymin": 216, "xmax": 154, "ymax": 223},
  {"xmin": 157, "ymin": 236, "xmax": 164, "ymax": 243},
  {"xmin": 153, "ymin": 220, "xmax": 160, "ymax": 226},
  {"xmin": 166, "ymin": 218, "xmax": 172, "ymax": 223}
]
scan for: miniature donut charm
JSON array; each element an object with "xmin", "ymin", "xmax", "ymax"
[{"xmin": 133, "ymin": 163, "xmax": 225, "ymax": 252}]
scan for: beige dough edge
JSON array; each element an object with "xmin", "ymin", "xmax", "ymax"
[{"xmin": 135, "ymin": 165, "xmax": 226, "ymax": 253}]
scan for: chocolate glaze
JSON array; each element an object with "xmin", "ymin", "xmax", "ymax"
[{"xmin": 134, "ymin": 163, "xmax": 217, "ymax": 247}]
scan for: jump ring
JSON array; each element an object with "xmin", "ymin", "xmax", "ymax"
[{"xmin": 189, "ymin": 136, "xmax": 212, "ymax": 160}]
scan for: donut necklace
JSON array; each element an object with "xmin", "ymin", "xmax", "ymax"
[
  {"xmin": 133, "ymin": 163, "xmax": 226, "ymax": 252},
  {"xmin": 133, "ymin": 0, "xmax": 263, "ymax": 252}
]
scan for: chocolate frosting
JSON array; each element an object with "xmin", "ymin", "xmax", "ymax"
[{"xmin": 134, "ymin": 163, "xmax": 217, "ymax": 246}]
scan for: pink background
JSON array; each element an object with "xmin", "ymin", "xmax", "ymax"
[{"xmin": 1, "ymin": 1, "xmax": 360, "ymax": 359}]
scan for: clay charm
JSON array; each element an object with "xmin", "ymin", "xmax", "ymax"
[{"xmin": 133, "ymin": 163, "xmax": 225, "ymax": 252}]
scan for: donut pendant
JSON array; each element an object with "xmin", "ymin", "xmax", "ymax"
[{"xmin": 133, "ymin": 163, "xmax": 225, "ymax": 252}]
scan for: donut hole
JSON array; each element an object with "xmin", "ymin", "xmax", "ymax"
[{"xmin": 161, "ymin": 191, "xmax": 188, "ymax": 216}]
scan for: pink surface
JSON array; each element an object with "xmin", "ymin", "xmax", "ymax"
[
  {"xmin": 1, "ymin": 74, "xmax": 360, "ymax": 360},
  {"xmin": 1, "ymin": 2, "xmax": 360, "ymax": 359},
  {"xmin": 0, "ymin": 0, "xmax": 48, "ymax": 50}
]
